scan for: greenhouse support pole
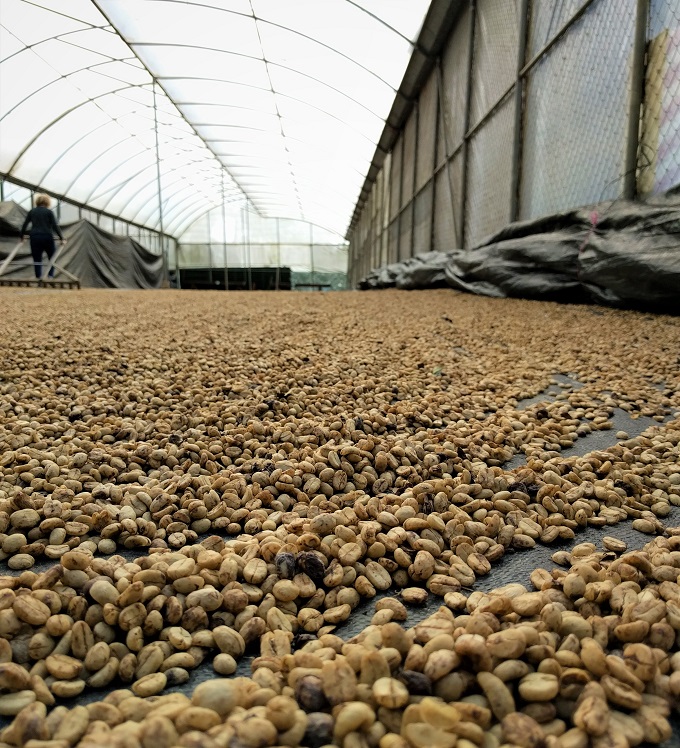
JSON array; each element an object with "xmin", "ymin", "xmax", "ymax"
[
  {"xmin": 275, "ymin": 218, "xmax": 281, "ymax": 291},
  {"xmin": 207, "ymin": 207, "xmax": 214, "ymax": 288},
  {"xmin": 435, "ymin": 59, "xmax": 459, "ymax": 248},
  {"xmin": 174, "ymin": 239, "xmax": 181, "ymax": 288},
  {"xmin": 152, "ymin": 81, "xmax": 169, "ymax": 288},
  {"xmin": 431, "ymin": 66, "xmax": 441, "ymax": 252},
  {"xmin": 221, "ymin": 172, "xmax": 229, "ymax": 291},
  {"xmin": 395, "ymin": 136, "xmax": 404, "ymax": 263},
  {"xmin": 309, "ymin": 222, "xmax": 315, "ymax": 289},
  {"xmin": 411, "ymin": 103, "xmax": 418, "ymax": 259},
  {"xmin": 511, "ymin": 0, "xmax": 530, "ymax": 222},
  {"xmin": 245, "ymin": 205, "xmax": 252, "ymax": 290},
  {"xmin": 461, "ymin": 0, "xmax": 476, "ymax": 250},
  {"xmin": 624, "ymin": 0, "xmax": 649, "ymax": 200}
]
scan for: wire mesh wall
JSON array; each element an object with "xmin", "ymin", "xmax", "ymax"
[
  {"xmin": 521, "ymin": 0, "xmax": 637, "ymax": 217},
  {"xmin": 640, "ymin": 0, "xmax": 680, "ymax": 194},
  {"xmin": 348, "ymin": 0, "xmax": 680, "ymax": 288}
]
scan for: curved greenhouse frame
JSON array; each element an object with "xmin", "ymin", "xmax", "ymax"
[{"xmin": 1, "ymin": 0, "xmax": 431, "ymax": 243}]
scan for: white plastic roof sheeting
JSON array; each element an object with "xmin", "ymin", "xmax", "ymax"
[{"xmin": 0, "ymin": 0, "xmax": 431, "ymax": 238}]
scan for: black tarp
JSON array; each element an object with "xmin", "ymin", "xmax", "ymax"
[
  {"xmin": 0, "ymin": 201, "xmax": 163, "ymax": 289},
  {"xmin": 360, "ymin": 193, "xmax": 680, "ymax": 312}
]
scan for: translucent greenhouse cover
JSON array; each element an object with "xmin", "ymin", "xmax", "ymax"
[{"xmin": 0, "ymin": 0, "xmax": 431, "ymax": 238}]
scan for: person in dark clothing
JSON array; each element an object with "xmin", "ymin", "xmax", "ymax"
[{"xmin": 20, "ymin": 194, "xmax": 65, "ymax": 279}]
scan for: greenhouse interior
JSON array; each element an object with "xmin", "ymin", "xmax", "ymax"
[{"xmin": 0, "ymin": 1, "xmax": 679, "ymax": 747}]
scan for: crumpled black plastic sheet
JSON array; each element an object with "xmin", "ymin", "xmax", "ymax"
[
  {"xmin": 360, "ymin": 192, "xmax": 680, "ymax": 312},
  {"xmin": 0, "ymin": 201, "xmax": 163, "ymax": 289}
]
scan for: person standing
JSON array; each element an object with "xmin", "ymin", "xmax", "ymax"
[{"xmin": 20, "ymin": 193, "xmax": 65, "ymax": 279}]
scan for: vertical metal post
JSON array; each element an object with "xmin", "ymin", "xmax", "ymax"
[
  {"xmin": 309, "ymin": 221, "xmax": 315, "ymax": 289},
  {"xmin": 275, "ymin": 218, "xmax": 281, "ymax": 291},
  {"xmin": 0, "ymin": 179, "xmax": 4, "ymax": 201},
  {"xmin": 624, "ymin": 0, "xmax": 649, "ymax": 200},
  {"xmin": 511, "ymin": 0, "xmax": 531, "ymax": 222},
  {"xmin": 175, "ymin": 238, "xmax": 181, "ymax": 289},
  {"xmin": 461, "ymin": 0, "xmax": 476, "ymax": 250},
  {"xmin": 371, "ymin": 193, "xmax": 377, "ymax": 271},
  {"xmin": 431, "ymin": 66, "xmax": 441, "ymax": 252},
  {"xmin": 206, "ymin": 208, "xmax": 214, "ymax": 288},
  {"xmin": 435, "ymin": 59, "xmax": 460, "ymax": 248},
  {"xmin": 245, "ymin": 204, "xmax": 252, "ymax": 290},
  {"xmin": 152, "ymin": 81, "xmax": 169, "ymax": 287},
  {"xmin": 411, "ymin": 103, "xmax": 419, "ymax": 258},
  {"xmin": 221, "ymin": 171, "xmax": 229, "ymax": 291},
  {"xmin": 395, "ymin": 137, "xmax": 404, "ymax": 262}
]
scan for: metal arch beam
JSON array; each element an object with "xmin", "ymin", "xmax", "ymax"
[
  {"xmin": 6, "ymin": 0, "xmax": 427, "ymax": 238},
  {"xmin": 126, "ymin": 165, "xmax": 221, "ymax": 226},
  {"xmin": 226, "ymin": 1, "xmax": 316, "ymax": 224},
  {"xmin": 268, "ymin": 215, "xmax": 347, "ymax": 243},
  {"xmin": 85, "ymin": 152, "xmax": 156, "ymax": 207},
  {"xmin": 174, "ymin": 101, "xmax": 378, "ymax": 147},
  {"xmin": 80, "ymin": 152, "xmax": 150, "ymax": 206},
  {"xmin": 0, "ymin": 70, "xmax": 61, "ymax": 124},
  {"xmin": 10, "ymin": 2, "xmax": 106, "ymax": 35},
  {"xmin": 211, "ymin": 141, "xmax": 369, "ymax": 183},
  {"xmin": 134, "ymin": 175, "xmax": 210, "ymax": 227},
  {"xmin": 159, "ymin": 0, "xmax": 414, "ymax": 49},
  {"xmin": 164, "ymin": 194, "xmax": 216, "ymax": 233},
  {"xmin": 129, "ymin": 1, "xmax": 398, "ymax": 92},
  {"xmin": 161, "ymin": 188, "xmax": 215, "ymax": 227},
  {"xmin": 3, "ymin": 4, "xmax": 250, "ymax": 228},
  {"xmin": 228, "ymin": 175, "xmax": 360, "ymax": 207},
  {"xmin": 174, "ymin": 194, "xmax": 251, "ymax": 236},
  {"xmin": 125, "ymin": 183, "xmax": 161, "ymax": 226},
  {"xmin": 171, "ymin": 205, "xmax": 223, "ymax": 239},
  {"xmin": 99, "ymin": 165, "xmax": 158, "ymax": 218},
  {"xmin": 162, "ymin": 74, "xmax": 383, "ymax": 121},
  {"xmin": 165, "ymin": 196, "xmax": 216, "ymax": 237},
  {"xmin": 0, "ymin": 53, "xmax": 150, "ymax": 125},
  {"xmin": 31, "ymin": 2, "xmax": 380, "ymax": 229},
  {"xmin": 69, "ymin": 113, "xmax": 278, "ymax": 209},
  {"xmin": 91, "ymin": 1, "xmax": 253, "ymax": 214},
  {"xmin": 343, "ymin": 0, "xmax": 416, "ymax": 45},
  {"xmin": 33, "ymin": 121, "xmax": 125, "ymax": 190},
  {"xmin": 0, "ymin": 17, "xmax": 114, "ymax": 68},
  {"xmin": 126, "ymin": 173, "xmax": 189, "ymax": 225},
  {"xmin": 194, "ymin": 122, "xmax": 283, "ymax": 137},
  {"xmin": 4, "ymin": 81, "xmax": 151, "ymax": 176},
  {"xmin": 173, "ymin": 197, "xmax": 247, "ymax": 241},
  {"xmin": 132, "ymin": 45, "xmax": 392, "ymax": 116},
  {"xmin": 96, "ymin": 159, "xmax": 224, "ymax": 219},
  {"xmin": 91, "ymin": 6, "xmax": 395, "ymax": 219},
  {"xmin": 94, "ymin": 146, "xmax": 225, "ymax": 214}
]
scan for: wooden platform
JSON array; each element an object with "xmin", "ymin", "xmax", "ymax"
[{"xmin": 0, "ymin": 278, "xmax": 80, "ymax": 289}]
